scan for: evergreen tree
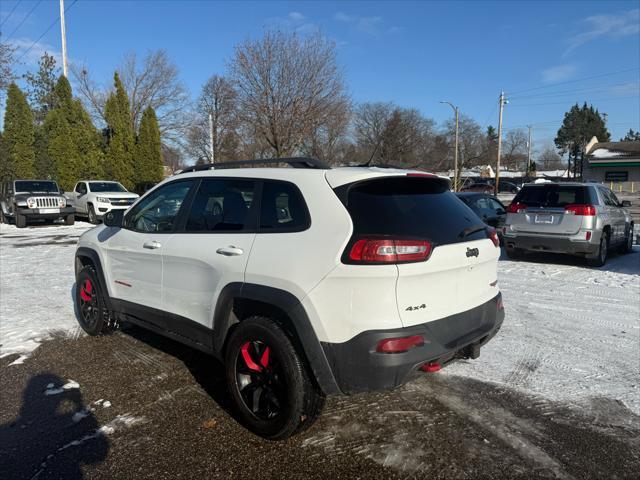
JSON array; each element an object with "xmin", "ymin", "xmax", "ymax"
[
  {"xmin": 620, "ymin": 129, "xmax": 640, "ymax": 142},
  {"xmin": 135, "ymin": 106, "xmax": 163, "ymax": 183},
  {"xmin": 2, "ymin": 83, "xmax": 35, "ymax": 179},
  {"xmin": 42, "ymin": 76, "xmax": 103, "ymax": 189},
  {"xmin": 103, "ymin": 72, "xmax": 135, "ymax": 188},
  {"xmin": 555, "ymin": 102, "xmax": 610, "ymax": 179}
]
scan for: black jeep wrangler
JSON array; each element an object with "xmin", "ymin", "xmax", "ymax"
[{"xmin": 0, "ymin": 179, "xmax": 75, "ymax": 228}]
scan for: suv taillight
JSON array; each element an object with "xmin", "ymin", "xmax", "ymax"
[
  {"xmin": 487, "ymin": 228, "xmax": 500, "ymax": 247},
  {"xmin": 507, "ymin": 202, "xmax": 526, "ymax": 213},
  {"xmin": 347, "ymin": 238, "xmax": 432, "ymax": 264},
  {"xmin": 376, "ymin": 335, "xmax": 425, "ymax": 353},
  {"xmin": 564, "ymin": 204, "xmax": 596, "ymax": 216}
]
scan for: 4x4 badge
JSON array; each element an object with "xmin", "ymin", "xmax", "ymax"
[
  {"xmin": 466, "ymin": 247, "xmax": 479, "ymax": 258},
  {"xmin": 405, "ymin": 304, "xmax": 426, "ymax": 312}
]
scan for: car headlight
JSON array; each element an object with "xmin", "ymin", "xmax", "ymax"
[
  {"xmin": 27, "ymin": 197, "xmax": 37, "ymax": 209},
  {"xmin": 97, "ymin": 197, "xmax": 111, "ymax": 203},
  {"xmin": 58, "ymin": 197, "xmax": 66, "ymax": 208}
]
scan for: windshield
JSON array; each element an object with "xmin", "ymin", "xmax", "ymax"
[
  {"xmin": 89, "ymin": 182, "xmax": 128, "ymax": 193},
  {"xmin": 15, "ymin": 181, "xmax": 60, "ymax": 194}
]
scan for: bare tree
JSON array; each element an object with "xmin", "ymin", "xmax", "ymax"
[
  {"xmin": 73, "ymin": 50, "xmax": 189, "ymax": 143},
  {"xmin": 537, "ymin": 145, "xmax": 564, "ymax": 170},
  {"xmin": 186, "ymin": 75, "xmax": 239, "ymax": 162},
  {"xmin": 161, "ymin": 144, "xmax": 184, "ymax": 173},
  {"xmin": 229, "ymin": 30, "xmax": 350, "ymax": 158},
  {"xmin": 443, "ymin": 115, "xmax": 484, "ymax": 169},
  {"xmin": 502, "ymin": 129, "xmax": 528, "ymax": 170},
  {"xmin": 0, "ymin": 40, "xmax": 17, "ymax": 92}
]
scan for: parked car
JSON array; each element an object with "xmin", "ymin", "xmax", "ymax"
[
  {"xmin": 67, "ymin": 180, "xmax": 139, "ymax": 224},
  {"xmin": 73, "ymin": 158, "xmax": 504, "ymax": 439},
  {"xmin": 456, "ymin": 192, "xmax": 507, "ymax": 232},
  {"xmin": 503, "ymin": 182, "xmax": 634, "ymax": 266},
  {"xmin": 0, "ymin": 179, "xmax": 75, "ymax": 228}
]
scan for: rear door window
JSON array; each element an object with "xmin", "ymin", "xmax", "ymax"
[
  {"xmin": 513, "ymin": 185, "xmax": 593, "ymax": 208},
  {"xmin": 184, "ymin": 178, "xmax": 256, "ymax": 232},
  {"xmin": 338, "ymin": 177, "xmax": 487, "ymax": 246}
]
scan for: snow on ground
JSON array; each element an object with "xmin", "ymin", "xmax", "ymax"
[
  {"xmin": 447, "ymin": 248, "xmax": 640, "ymax": 415},
  {"xmin": 0, "ymin": 221, "xmax": 94, "ymax": 358},
  {"xmin": 1, "ymin": 221, "xmax": 639, "ymax": 415}
]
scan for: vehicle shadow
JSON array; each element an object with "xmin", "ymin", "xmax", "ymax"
[
  {"xmin": 120, "ymin": 323, "xmax": 238, "ymax": 416},
  {"xmin": 0, "ymin": 373, "xmax": 109, "ymax": 479},
  {"xmin": 499, "ymin": 246, "xmax": 640, "ymax": 275}
]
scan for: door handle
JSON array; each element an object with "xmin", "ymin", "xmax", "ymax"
[
  {"xmin": 216, "ymin": 246, "xmax": 244, "ymax": 256},
  {"xmin": 143, "ymin": 240, "xmax": 162, "ymax": 250}
]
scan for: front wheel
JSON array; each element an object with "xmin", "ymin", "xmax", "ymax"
[
  {"xmin": 65, "ymin": 214, "xmax": 75, "ymax": 226},
  {"xmin": 87, "ymin": 204, "xmax": 98, "ymax": 224},
  {"xmin": 16, "ymin": 214, "xmax": 26, "ymax": 228},
  {"xmin": 75, "ymin": 266, "xmax": 112, "ymax": 335},
  {"xmin": 225, "ymin": 317, "xmax": 325, "ymax": 440}
]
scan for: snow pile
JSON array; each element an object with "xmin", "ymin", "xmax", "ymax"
[
  {"xmin": 447, "ymin": 249, "xmax": 640, "ymax": 414},
  {"xmin": 0, "ymin": 222, "xmax": 94, "ymax": 359},
  {"xmin": 591, "ymin": 148, "xmax": 627, "ymax": 159}
]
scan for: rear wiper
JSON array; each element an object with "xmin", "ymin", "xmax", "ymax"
[{"xmin": 458, "ymin": 224, "xmax": 486, "ymax": 239}]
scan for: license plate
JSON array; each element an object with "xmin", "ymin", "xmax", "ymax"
[
  {"xmin": 40, "ymin": 208, "xmax": 60, "ymax": 214},
  {"xmin": 534, "ymin": 214, "xmax": 553, "ymax": 224}
]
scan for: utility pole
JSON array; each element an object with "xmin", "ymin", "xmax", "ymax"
[
  {"xmin": 527, "ymin": 125, "xmax": 532, "ymax": 175},
  {"xmin": 440, "ymin": 101, "xmax": 459, "ymax": 191},
  {"xmin": 209, "ymin": 113, "xmax": 215, "ymax": 162},
  {"xmin": 59, "ymin": 0, "xmax": 68, "ymax": 77},
  {"xmin": 495, "ymin": 92, "xmax": 507, "ymax": 195}
]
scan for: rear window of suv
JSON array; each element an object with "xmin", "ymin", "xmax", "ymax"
[
  {"xmin": 336, "ymin": 177, "xmax": 487, "ymax": 246},
  {"xmin": 513, "ymin": 184, "xmax": 596, "ymax": 208}
]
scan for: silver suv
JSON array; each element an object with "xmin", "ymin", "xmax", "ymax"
[{"xmin": 502, "ymin": 182, "xmax": 634, "ymax": 266}]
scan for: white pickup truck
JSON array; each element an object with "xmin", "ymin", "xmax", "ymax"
[{"xmin": 67, "ymin": 180, "xmax": 139, "ymax": 224}]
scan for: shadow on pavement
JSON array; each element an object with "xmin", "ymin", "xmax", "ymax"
[{"xmin": 0, "ymin": 373, "xmax": 109, "ymax": 480}]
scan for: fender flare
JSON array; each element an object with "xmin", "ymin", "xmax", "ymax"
[
  {"xmin": 213, "ymin": 282, "xmax": 341, "ymax": 395},
  {"xmin": 75, "ymin": 247, "xmax": 112, "ymax": 311}
]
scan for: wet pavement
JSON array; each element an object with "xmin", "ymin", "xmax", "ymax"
[{"xmin": 1, "ymin": 325, "xmax": 638, "ymax": 480}]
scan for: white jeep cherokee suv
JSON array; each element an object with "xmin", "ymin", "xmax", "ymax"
[{"xmin": 74, "ymin": 158, "xmax": 504, "ymax": 439}]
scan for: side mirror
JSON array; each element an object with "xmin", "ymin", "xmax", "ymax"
[
  {"xmin": 104, "ymin": 210, "xmax": 124, "ymax": 228},
  {"xmin": 621, "ymin": 200, "xmax": 631, "ymax": 207}
]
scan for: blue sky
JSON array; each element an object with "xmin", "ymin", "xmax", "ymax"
[{"xmin": 1, "ymin": 0, "xmax": 639, "ymax": 150}]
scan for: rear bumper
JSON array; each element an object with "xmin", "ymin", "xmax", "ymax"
[
  {"xmin": 504, "ymin": 233, "xmax": 600, "ymax": 255},
  {"xmin": 321, "ymin": 293, "xmax": 504, "ymax": 394}
]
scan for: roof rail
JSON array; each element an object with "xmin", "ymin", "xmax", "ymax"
[{"xmin": 178, "ymin": 157, "xmax": 331, "ymax": 174}]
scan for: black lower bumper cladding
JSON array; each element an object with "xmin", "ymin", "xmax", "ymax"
[{"xmin": 321, "ymin": 294, "xmax": 504, "ymax": 394}]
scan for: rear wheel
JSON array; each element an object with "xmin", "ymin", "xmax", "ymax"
[
  {"xmin": 225, "ymin": 316, "xmax": 325, "ymax": 440},
  {"xmin": 588, "ymin": 232, "xmax": 609, "ymax": 267},
  {"xmin": 16, "ymin": 214, "xmax": 26, "ymax": 228},
  {"xmin": 75, "ymin": 266, "xmax": 112, "ymax": 335}
]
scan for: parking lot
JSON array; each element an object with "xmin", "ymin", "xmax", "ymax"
[{"xmin": 1, "ymin": 222, "xmax": 639, "ymax": 479}]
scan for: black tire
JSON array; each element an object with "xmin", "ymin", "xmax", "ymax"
[
  {"xmin": 0, "ymin": 210, "xmax": 5, "ymax": 224},
  {"xmin": 16, "ymin": 214, "xmax": 26, "ymax": 228},
  {"xmin": 75, "ymin": 265, "xmax": 112, "ymax": 336},
  {"xmin": 87, "ymin": 204, "xmax": 98, "ymax": 224},
  {"xmin": 588, "ymin": 231, "xmax": 609, "ymax": 267},
  {"xmin": 505, "ymin": 246, "xmax": 524, "ymax": 260},
  {"xmin": 225, "ymin": 316, "xmax": 325, "ymax": 440},
  {"xmin": 622, "ymin": 223, "xmax": 634, "ymax": 254},
  {"xmin": 65, "ymin": 214, "xmax": 75, "ymax": 226}
]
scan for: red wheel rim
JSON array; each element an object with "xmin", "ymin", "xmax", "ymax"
[
  {"xmin": 235, "ymin": 340, "xmax": 286, "ymax": 420},
  {"xmin": 78, "ymin": 278, "xmax": 99, "ymax": 328}
]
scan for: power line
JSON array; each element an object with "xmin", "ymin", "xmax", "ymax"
[
  {"xmin": 16, "ymin": 0, "xmax": 77, "ymax": 64},
  {"xmin": 4, "ymin": 0, "xmax": 42, "ymax": 41},
  {"xmin": 0, "ymin": 0, "xmax": 23, "ymax": 30},
  {"xmin": 509, "ymin": 81, "xmax": 639, "ymax": 101},
  {"xmin": 507, "ymin": 67, "xmax": 640, "ymax": 96},
  {"xmin": 509, "ymin": 95, "xmax": 639, "ymax": 107}
]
